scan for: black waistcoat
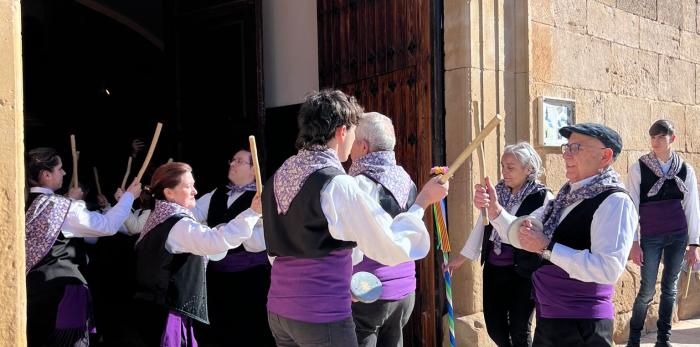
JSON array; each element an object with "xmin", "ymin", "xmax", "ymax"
[
  {"xmin": 639, "ymin": 159, "xmax": 687, "ymax": 204},
  {"xmin": 263, "ymin": 167, "xmax": 357, "ymax": 258},
  {"xmin": 543, "ymin": 188, "xmax": 625, "ymax": 266},
  {"xmin": 207, "ymin": 188, "xmax": 256, "ymax": 227},
  {"xmin": 362, "ymin": 174, "xmax": 418, "ymax": 218},
  {"xmin": 26, "ymin": 193, "xmax": 86, "ymax": 291},
  {"xmin": 207, "ymin": 188, "xmax": 257, "ymax": 256},
  {"xmin": 481, "ymin": 189, "xmax": 548, "ymax": 277},
  {"xmin": 134, "ymin": 215, "xmax": 209, "ymax": 324}
]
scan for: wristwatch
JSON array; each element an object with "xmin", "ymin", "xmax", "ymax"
[{"xmin": 542, "ymin": 249, "xmax": 552, "ymax": 261}]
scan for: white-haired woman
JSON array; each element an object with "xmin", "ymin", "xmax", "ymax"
[{"xmin": 447, "ymin": 142, "xmax": 553, "ymax": 347}]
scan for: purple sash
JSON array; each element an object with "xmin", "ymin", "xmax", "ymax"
[
  {"xmin": 487, "ymin": 244, "xmax": 514, "ymax": 266},
  {"xmin": 639, "ymin": 199, "xmax": 688, "ymax": 237},
  {"xmin": 267, "ymin": 249, "xmax": 353, "ymax": 323},
  {"xmin": 161, "ymin": 311, "xmax": 198, "ymax": 347},
  {"xmin": 532, "ymin": 264, "xmax": 614, "ymax": 319},
  {"xmin": 207, "ymin": 250, "xmax": 269, "ymax": 272},
  {"xmin": 353, "ymin": 258, "xmax": 415, "ymax": 300}
]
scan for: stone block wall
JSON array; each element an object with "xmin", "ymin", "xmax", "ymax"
[
  {"xmin": 530, "ymin": 0, "xmax": 700, "ymax": 344},
  {"xmin": 443, "ymin": 0, "xmax": 700, "ymax": 345}
]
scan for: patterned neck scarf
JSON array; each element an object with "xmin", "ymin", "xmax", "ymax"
[
  {"xmin": 273, "ymin": 146, "xmax": 345, "ymax": 215},
  {"xmin": 226, "ymin": 181, "xmax": 257, "ymax": 196},
  {"xmin": 541, "ymin": 168, "xmax": 623, "ymax": 239},
  {"xmin": 138, "ymin": 199, "xmax": 196, "ymax": 244},
  {"xmin": 639, "ymin": 151, "xmax": 688, "ymax": 197},
  {"xmin": 492, "ymin": 179, "xmax": 547, "ymax": 254},
  {"xmin": 348, "ymin": 151, "xmax": 414, "ymax": 209},
  {"xmin": 25, "ymin": 193, "xmax": 72, "ymax": 273}
]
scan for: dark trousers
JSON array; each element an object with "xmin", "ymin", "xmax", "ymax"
[
  {"xmin": 196, "ymin": 264, "xmax": 275, "ymax": 347},
  {"xmin": 533, "ymin": 317, "xmax": 613, "ymax": 347},
  {"xmin": 351, "ymin": 293, "xmax": 415, "ymax": 347},
  {"xmin": 27, "ymin": 282, "xmax": 66, "ymax": 347},
  {"xmin": 483, "ymin": 263, "xmax": 535, "ymax": 347},
  {"xmin": 267, "ymin": 312, "xmax": 358, "ymax": 347}
]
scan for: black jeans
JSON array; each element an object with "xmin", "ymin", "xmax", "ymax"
[{"xmin": 483, "ymin": 262, "xmax": 535, "ymax": 347}]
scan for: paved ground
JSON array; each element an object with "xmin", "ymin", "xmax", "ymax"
[{"xmin": 622, "ymin": 316, "xmax": 700, "ymax": 346}]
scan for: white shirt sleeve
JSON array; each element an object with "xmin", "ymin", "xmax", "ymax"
[
  {"xmin": 123, "ymin": 209, "xmax": 151, "ymax": 235},
  {"xmin": 61, "ymin": 193, "xmax": 136, "ymax": 238},
  {"xmin": 549, "ymin": 192, "xmax": 638, "ymax": 284},
  {"xmin": 241, "ymin": 218, "xmax": 266, "ymax": 252},
  {"xmin": 165, "ymin": 208, "xmax": 261, "ymax": 256},
  {"xmin": 321, "ymin": 175, "xmax": 430, "ymax": 266},
  {"xmin": 191, "ymin": 190, "xmax": 215, "ymax": 223},
  {"xmin": 683, "ymin": 164, "xmax": 700, "ymax": 245},
  {"xmin": 626, "ymin": 162, "xmax": 643, "ymax": 241},
  {"xmin": 460, "ymin": 215, "xmax": 485, "ymax": 261}
]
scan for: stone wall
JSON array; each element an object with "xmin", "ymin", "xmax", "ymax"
[
  {"xmin": 443, "ymin": 0, "xmax": 700, "ymax": 345},
  {"xmin": 530, "ymin": 0, "xmax": 700, "ymax": 344},
  {"xmin": 0, "ymin": 0, "xmax": 27, "ymax": 346}
]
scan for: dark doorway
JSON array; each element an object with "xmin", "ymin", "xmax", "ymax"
[{"xmin": 21, "ymin": 0, "xmax": 264, "ymax": 197}]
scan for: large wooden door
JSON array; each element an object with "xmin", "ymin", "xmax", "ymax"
[{"xmin": 317, "ymin": 1, "xmax": 438, "ymax": 345}]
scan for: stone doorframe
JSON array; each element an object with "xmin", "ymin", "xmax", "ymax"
[{"xmin": 0, "ymin": 0, "xmax": 27, "ymax": 346}]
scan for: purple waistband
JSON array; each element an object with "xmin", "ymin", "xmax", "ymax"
[
  {"xmin": 487, "ymin": 244, "xmax": 514, "ymax": 266},
  {"xmin": 639, "ymin": 199, "xmax": 688, "ymax": 237},
  {"xmin": 353, "ymin": 258, "xmax": 415, "ymax": 300},
  {"xmin": 267, "ymin": 249, "xmax": 353, "ymax": 323},
  {"xmin": 207, "ymin": 249, "xmax": 269, "ymax": 272},
  {"xmin": 532, "ymin": 264, "xmax": 614, "ymax": 319}
]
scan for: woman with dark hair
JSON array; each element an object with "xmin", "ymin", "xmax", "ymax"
[
  {"xmin": 25, "ymin": 147, "xmax": 141, "ymax": 347},
  {"xmin": 132, "ymin": 162, "xmax": 262, "ymax": 347}
]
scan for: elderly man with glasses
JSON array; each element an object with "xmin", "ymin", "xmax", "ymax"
[
  {"xmin": 474, "ymin": 123, "xmax": 638, "ymax": 347},
  {"xmin": 190, "ymin": 148, "xmax": 275, "ymax": 347}
]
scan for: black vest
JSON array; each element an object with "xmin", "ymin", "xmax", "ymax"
[
  {"xmin": 545, "ymin": 188, "xmax": 625, "ymax": 265},
  {"xmin": 639, "ymin": 159, "xmax": 687, "ymax": 204},
  {"xmin": 207, "ymin": 188, "xmax": 257, "ymax": 256},
  {"xmin": 481, "ymin": 189, "xmax": 548, "ymax": 278},
  {"xmin": 263, "ymin": 167, "xmax": 357, "ymax": 258},
  {"xmin": 207, "ymin": 188, "xmax": 256, "ymax": 227},
  {"xmin": 134, "ymin": 215, "xmax": 209, "ymax": 324},
  {"xmin": 362, "ymin": 174, "xmax": 418, "ymax": 218},
  {"xmin": 25, "ymin": 193, "xmax": 86, "ymax": 291}
]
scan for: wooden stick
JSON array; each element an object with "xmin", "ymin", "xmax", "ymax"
[
  {"xmin": 439, "ymin": 113, "xmax": 504, "ymax": 184},
  {"xmin": 93, "ymin": 167, "xmax": 102, "ymax": 196},
  {"xmin": 70, "ymin": 135, "xmax": 79, "ymax": 189},
  {"xmin": 167, "ymin": 158, "xmax": 173, "ymax": 163},
  {"xmin": 684, "ymin": 266, "xmax": 693, "ymax": 299},
  {"xmin": 135, "ymin": 122, "xmax": 163, "ymax": 184},
  {"xmin": 473, "ymin": 102, "xmax": 490, "ymax": 225},
  {"xmin": 249, "ymin": 135, "xmax": 263, "ymax": 195},
  {"xmin": 121, "ymin": 157, "xmax": 133, "ymax": 190}
]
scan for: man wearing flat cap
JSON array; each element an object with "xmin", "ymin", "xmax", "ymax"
[{"xmin": 474, "ymin": 123, "xmax": 639, "ymax": 346}]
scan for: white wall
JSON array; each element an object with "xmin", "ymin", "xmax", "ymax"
[{"xmin": 262, "ymin": 0, "xmax": 319, "ymax": 108}]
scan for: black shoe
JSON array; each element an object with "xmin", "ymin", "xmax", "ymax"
[{"xmin": 654, "ymin": 342, "xmax": 672, "ymax": 347}]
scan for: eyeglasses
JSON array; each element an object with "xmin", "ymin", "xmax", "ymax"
[
  {"xmin": 228, "ymin": 159, "xmax": 251, "ymax": 166},
  {"xmin": 561, "ymin": 143, "xmax": 607, "ymax": 155}
]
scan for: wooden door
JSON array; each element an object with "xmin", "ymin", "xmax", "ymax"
[{"xmin": 318, "ymin": 1, "xmax": 438, "ymax": 345}]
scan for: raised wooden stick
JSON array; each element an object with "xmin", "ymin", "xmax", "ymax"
[
  {"xmin": 93, "ymin": 167, "xmax": 102, "ymax": 196},
  {"xmin": 249, "ymin": 135, "xmax": 263, "ymax": 195},
  {"xmin": 135, "ymin": 122, "xmax": 163, "ymax": 184},
  {"xmin": 70, "ymin": 135, "xmax": 79, "ymax": 189},
  {"xmin": 473, "ymin": 102, "xmax": 490, "ymax": 225},
  {"xmin": 121, "ymin": 157, "xmax": 133, "ymax": 190},
  {"xmin": 439, "ymin": 113, "xmax": 504, "ymax": 184},
  {"xmin": 167, "ymin": 158, "xmax": 173, "ymax": 163}
]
